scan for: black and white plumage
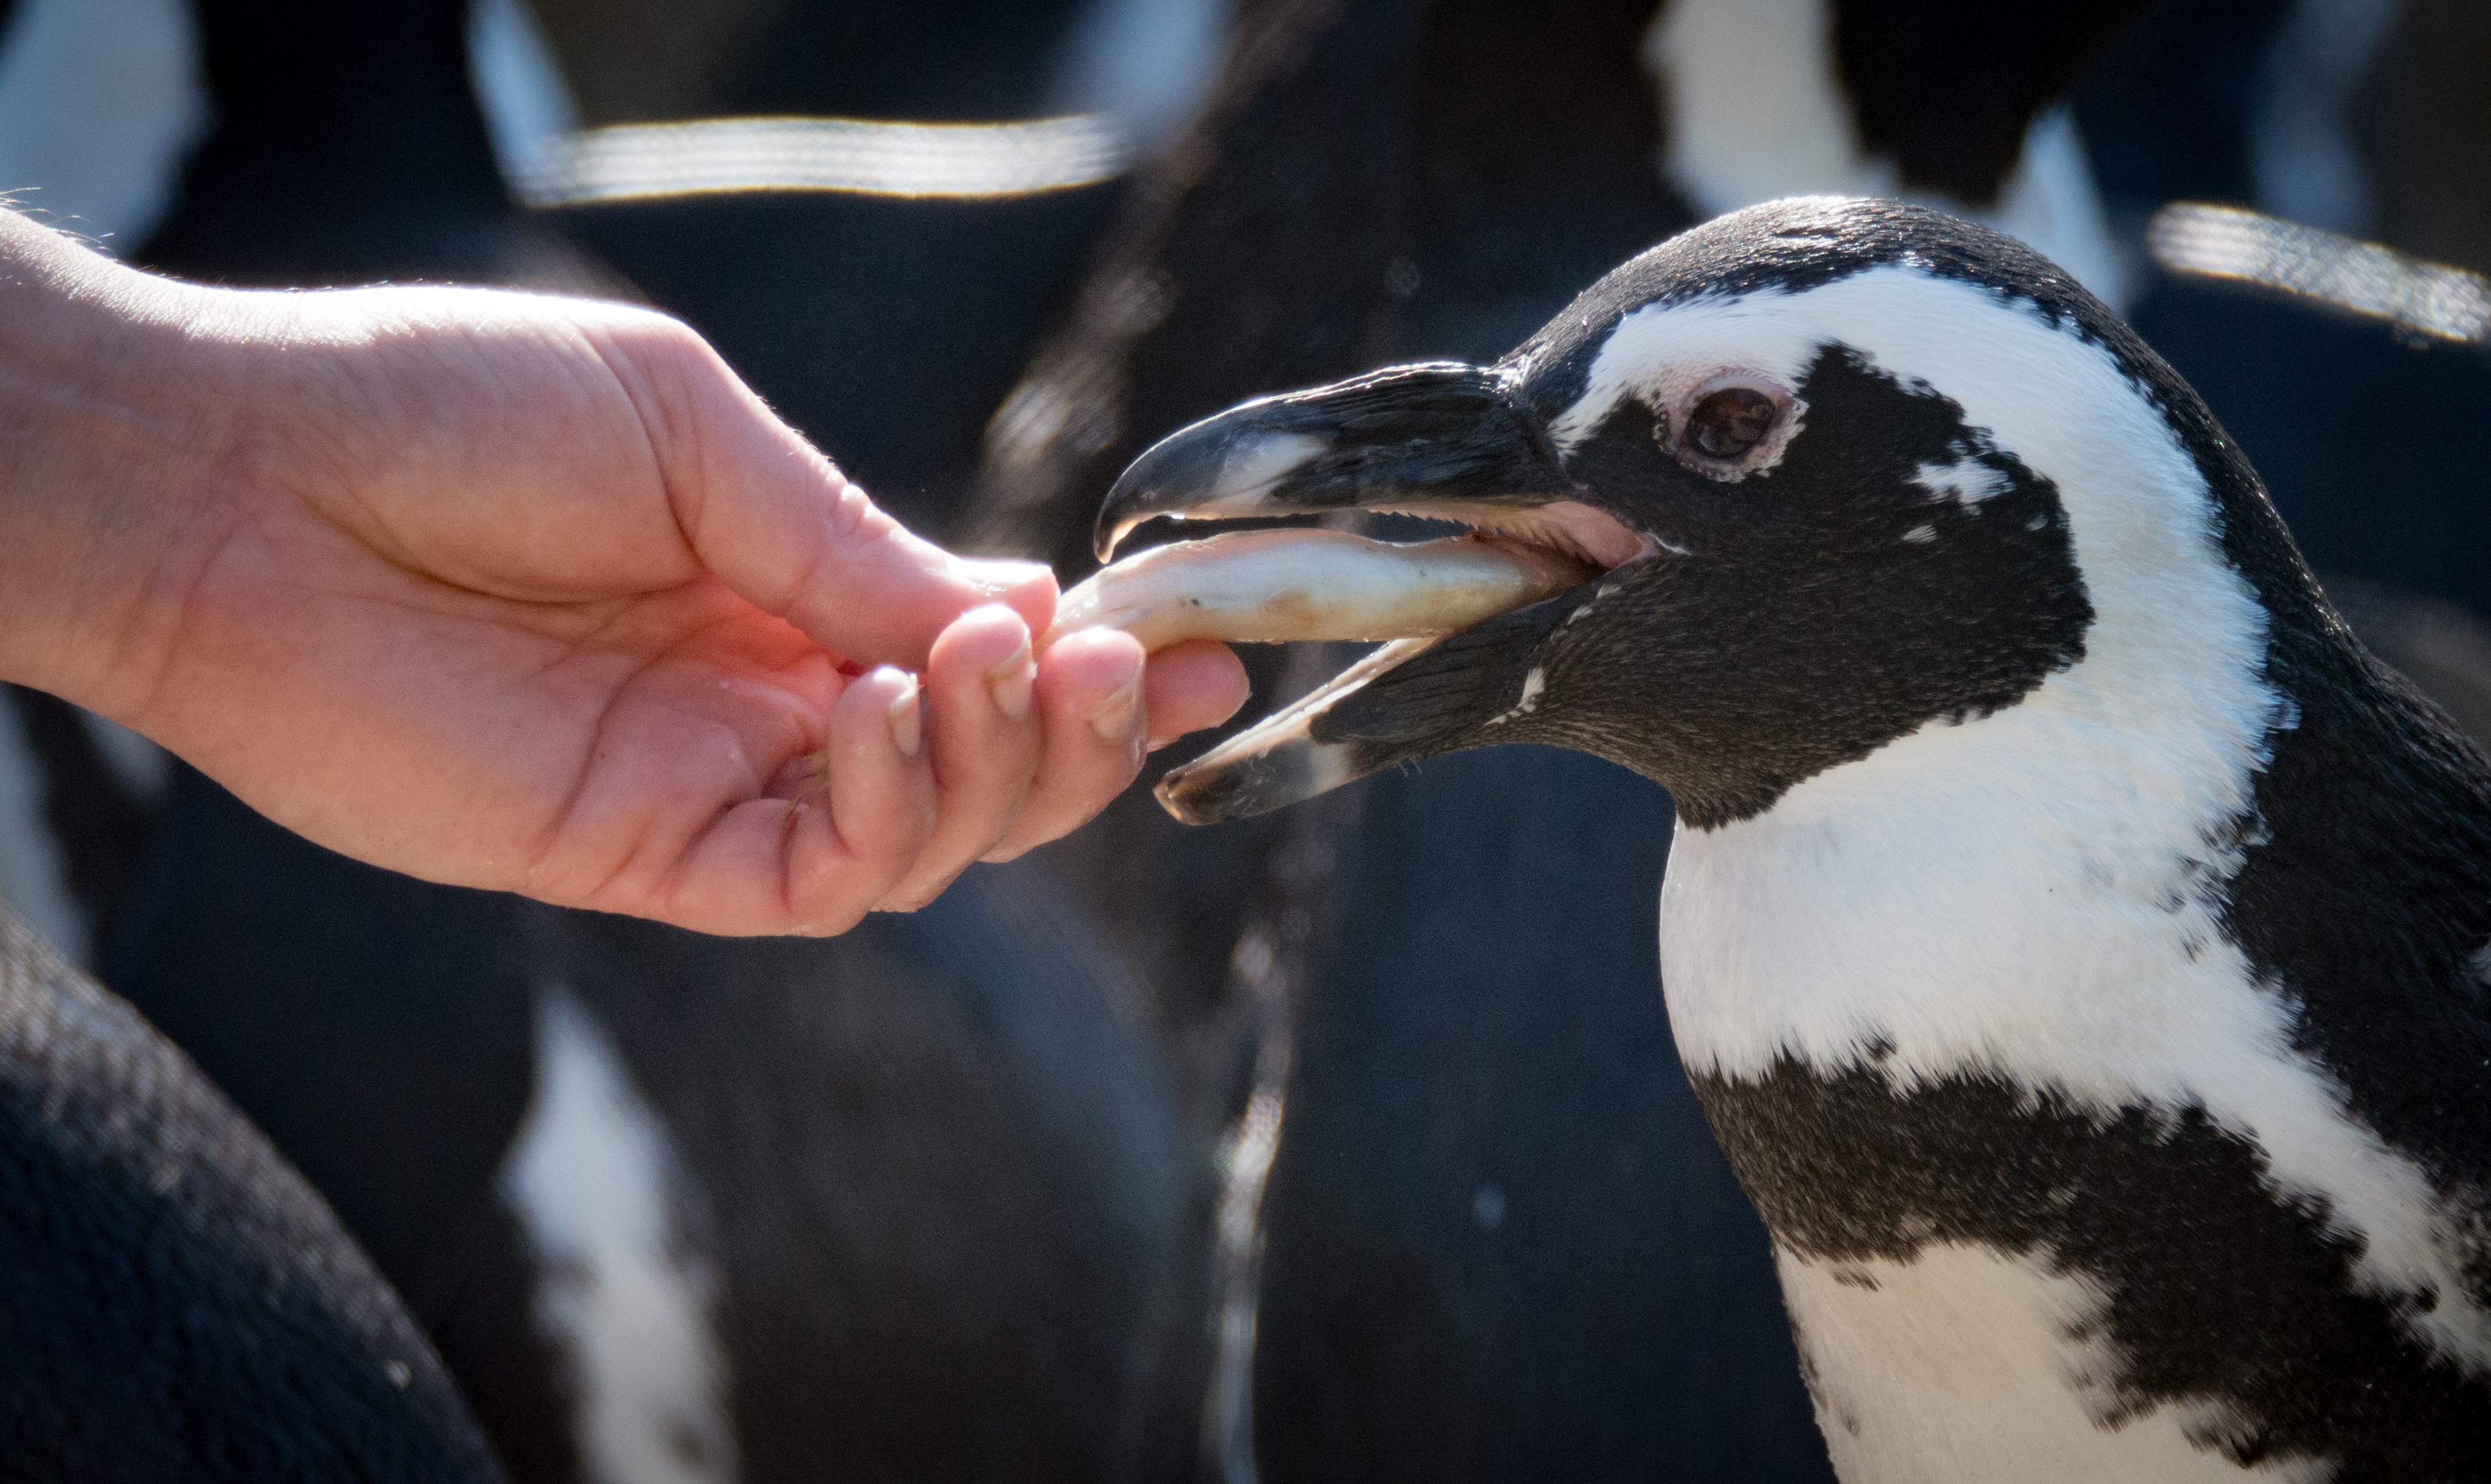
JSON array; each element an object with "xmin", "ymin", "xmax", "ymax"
[
  {"xmin": 1093, "ymin": 195, "xmax": 2491, "ymax": 1479},
  {"xmin": 0, "ymin": 907, "xmax": 502, "ymax": 1482}
]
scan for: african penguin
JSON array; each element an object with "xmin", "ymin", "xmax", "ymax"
[
  {"xmin": 1092, "ymin": 195, "xmax": 2491, "ymax": 1480},
  {"xmin": 973, "ymin": 5, "xmax": 2157, "ymax": 1472}
]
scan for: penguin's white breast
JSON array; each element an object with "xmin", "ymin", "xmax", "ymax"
[{"xmin": 1777, "ymin": 1244, "xmax": 2333, "ymax": 1483}]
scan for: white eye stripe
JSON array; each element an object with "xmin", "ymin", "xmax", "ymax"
[
  {"xmin": 1550, "ymin": 284, "xmax": 1834, "ymax": 456},
  {"xmin": 1549, "ymin": 344, "xmax": 1810, "ymax": 482}
]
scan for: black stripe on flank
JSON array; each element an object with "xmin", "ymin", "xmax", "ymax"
[{"xmin": 1695, "ymin": 1059, "xmax": 2491, "ymax": 1480}]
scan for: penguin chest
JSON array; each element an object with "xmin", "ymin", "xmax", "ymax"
[
  {"xmin": 1774, "ymin": 1244, "xmax": 2331, "ymax": 1484},
  {"xmin": 1655, "ymin": 752, "xmax": 2491, "ymax": 1476}
]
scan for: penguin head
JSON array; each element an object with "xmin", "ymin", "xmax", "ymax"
[{"xmin": 1099, "ymin": 196, "xmax": 2287, "ymax": 827}]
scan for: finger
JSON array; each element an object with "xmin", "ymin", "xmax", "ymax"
[
  {"xmin": 655, "ymin": 664, "xmax": 933, "ymax": 935},
  {"xmin": 979, "ymin": 628, "xmax": 1147, "ymax": 863},
  {"xmin": 791, "ymin": 664, "xmax": 937, "ymax": 931},
  {"xmin": 1140, "ymin": 639, "xmax": 1250, "ymax": 750},
  {"xmin": 725, "ymin": 470, "xmax": 1055, "ymax": 670},
  {"xmin": 874, "ymin": 604, "xmax": 1042, "ymax": 911}
]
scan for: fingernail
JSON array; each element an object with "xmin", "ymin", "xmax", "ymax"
[
  {"xmin": 1087, "ymin": 667, "xmax": 1143, "ymax": 744},
  {"xmin": 986, "ymin": 636, "xmax": 1035, "ymax": 721},
  {"xmin": 881, "ymin": 669, "xmax": 922, "ymax": 759},
  {"xmin": 965, "ymin": 558, "xmax": 1055, "ymax": 595}
]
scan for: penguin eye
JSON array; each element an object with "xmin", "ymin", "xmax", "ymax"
[
  {"xmin": 1684, "ymin": 388, "xmax": 1778, "ymax": 459},
  {"xmin": 1649, "ymin": 372, "xmax": 1801, "ymax": 481}
]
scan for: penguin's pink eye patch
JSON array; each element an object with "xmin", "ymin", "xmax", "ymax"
[
  {"xmin": 1684, "ymin": 386, "xmax": 1779, "ymax": 458},
  {"xmin": 1651, "ymin": 370, "xmax": 1804, "ymax": 482}
]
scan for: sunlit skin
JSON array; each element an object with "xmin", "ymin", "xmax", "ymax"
[{"xmin": 0, "ymin": 209, "xmax": 1247, "ymax": 935}]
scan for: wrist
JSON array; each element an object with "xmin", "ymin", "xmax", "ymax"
[{"xmin": 0, "ymin": 210, "xmax": 261, "ymax": 722}]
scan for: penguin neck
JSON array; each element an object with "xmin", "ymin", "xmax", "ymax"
[{"xmin": 1656, "ymin": 606, "xmax": 2288, "ymax": 1107}]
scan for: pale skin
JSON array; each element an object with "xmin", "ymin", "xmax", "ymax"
[{"xmin": 0, "ymin": 208, "xmax": 1247, "ymax": 935}]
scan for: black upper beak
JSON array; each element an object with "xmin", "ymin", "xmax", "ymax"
[{"xmin": 1094, "ymin": 361, "xmax": 1573, "ymax": 560}]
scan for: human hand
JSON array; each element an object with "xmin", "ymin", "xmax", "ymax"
[{"xmin": 0, "ymin": 213, "xmax": 1246, "ymax": 934}]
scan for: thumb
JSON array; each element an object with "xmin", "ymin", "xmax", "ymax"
[
  {"xmin": 774, "ymin": 481, "xmax": 1057, "ymax": 668},
  {"xmin": 659, "ymin": 338, "xmax": 1057, "ymax": 666}
]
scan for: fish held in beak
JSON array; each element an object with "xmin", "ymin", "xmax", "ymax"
[{"xmin": 1043, "ymin": 528, "xmax": 1597, "ymax": 650}]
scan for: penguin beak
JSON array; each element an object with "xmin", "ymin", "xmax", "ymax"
[
  {"xmin": 1094, "ymin": 361, "xmax": 1618, "ymax": 561},
  {"xmin": 1085, "ymin": 361, "xmax": 1653, "ymax": 825}
]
